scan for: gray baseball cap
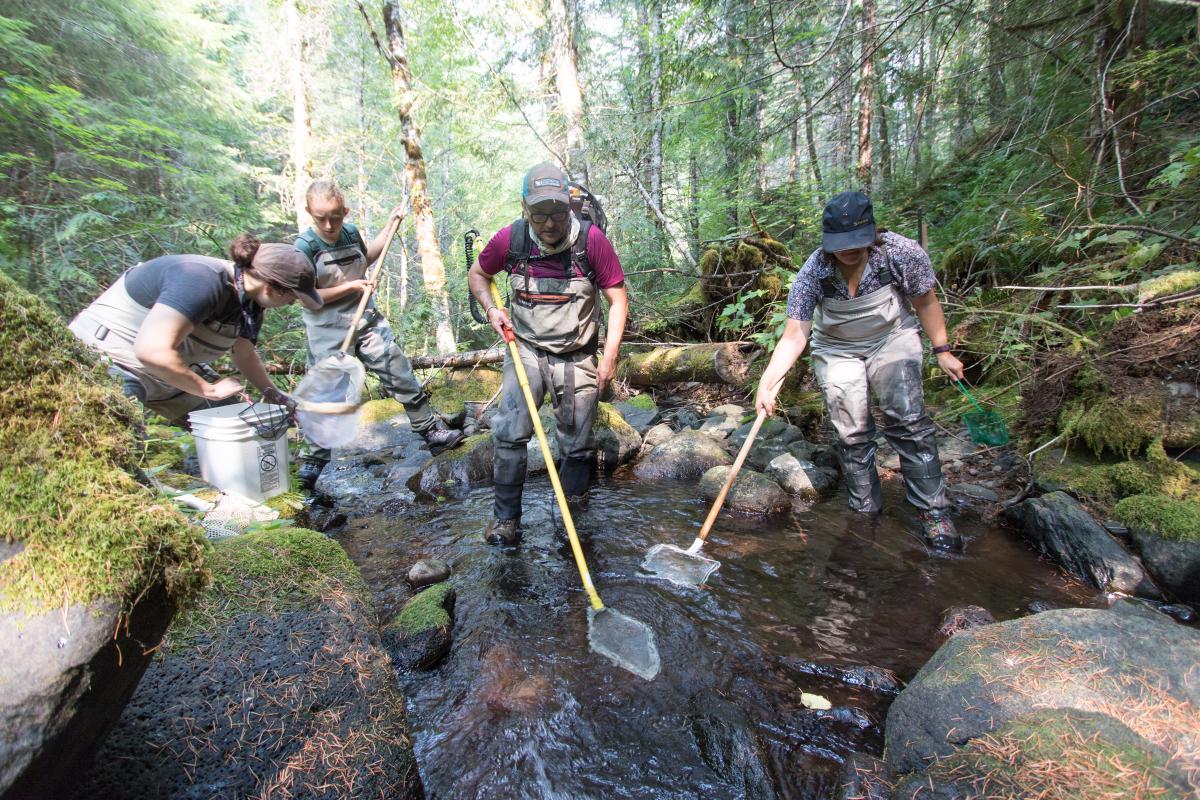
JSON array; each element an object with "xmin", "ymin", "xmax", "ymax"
[{"xmin": 521, "ymin": 162, "xmax": 570, "ymax": 207}]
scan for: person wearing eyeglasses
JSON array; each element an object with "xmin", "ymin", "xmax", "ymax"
[
  {"xmin": 466, "ymin": 162, "xmax": 628, "ymax": 546},
  {"xmin": 68, "ymin": 234, "xmax": 321, "ymax": 426},
  {"xmin": 292, "ymin": 179, "xmax": 465, "ymax": 492}
]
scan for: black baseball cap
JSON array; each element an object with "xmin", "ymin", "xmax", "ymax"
[{"xmin": 822, "ymin": 191, "xmax": 876, "ymax": 252}]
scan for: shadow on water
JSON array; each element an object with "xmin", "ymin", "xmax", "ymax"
[{"xmin": 337, "ymin": 476, "xmax": 1098, "ymax": 800}]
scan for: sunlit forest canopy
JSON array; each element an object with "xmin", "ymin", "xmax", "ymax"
[{"xmin": 0, "ymin": 0, "xmax": 1196, "ymax": 361}]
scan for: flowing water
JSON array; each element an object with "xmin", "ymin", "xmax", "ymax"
[{"xmin": 336, "ymin": 477, "xmax": 1098, "ymax": 799}]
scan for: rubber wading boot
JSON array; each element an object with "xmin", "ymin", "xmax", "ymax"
[
  {"xmin": 297, "ymin": 458, "xmax": 329, "ymax": 493},
  {"xmin": 484, "ymin": 517, "xmax": 520, "ymax": 546},
  {"xmin": 420, "ymin": 418, "xmax": 466, "ymax": 456},
  {"xmin": 919, "ymin": 510, "xmax": 963, "ymax": 552}
]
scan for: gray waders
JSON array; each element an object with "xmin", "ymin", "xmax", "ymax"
[
  {"xmin": 491, "ymin": 220, "xmax": 602, "ymax": 521},
  {"xmin": 301, "ymin": 238, "xmax": 433, "ymax": 463},
  {"xmin": 810, "ymin": 259, "xmax": 949, "ymax": 515},
  {"xmin": 69, "ymin": 270, "xmax": 242, "ymax": 425}
]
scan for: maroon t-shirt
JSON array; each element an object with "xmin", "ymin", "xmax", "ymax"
[{"xmin": 477, "ymin": 222, "xmax": 625, "ymax": 288}]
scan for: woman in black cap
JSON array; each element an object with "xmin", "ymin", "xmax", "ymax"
[
  {"xmin": 69, "ymin": 233, "xmax": 323, "ymax": 425},
  {"xmin": 755, "ymin": 191, "xmax": 965, "ymax": 550}
]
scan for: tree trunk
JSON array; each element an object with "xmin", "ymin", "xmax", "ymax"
[
  {"xmin": 789, "ymin": 71, "xmax": 801, "ymax": 184},
  {"xmin": 411, "ymin": 348, "xmax": 504, "ymax": 369},
  {"xmin": 548, "ymin": 0, "xmax": 589, "ymax": 183},
  {"xmin": 618, "ymin": 343, "xmax": 763, "ymax": 387},
  {"xmin": 985, "ymin": 0, "xmax": 1006, "ymax": 126},
  {"xmin": 380, "ymin": 0, "xmax": 457, "ymax": 354},
  {"xmin": 648, "ymin": 0, "xmax": 664, "ymax": 214},
  {"xmin": 688, "ymin": 149, "xmax": 701, "ymax": 263},
  {"xmin": 286, "ymin": 0, "xmax": 313, "ymax": 233},
  {"xmin": 878, "ymin": 87, "xmax": 892, "ymax": 184},
  {"xmin": 856, "ymin": 0, "xmax": 876, "ymax": 189},
  {"xmin": 805, "ymin": 94, "xmax": 822, "ymax": 189},
  {"xmin": 755, "ymin": 93, "xmax": 767, "ymax": 199}
]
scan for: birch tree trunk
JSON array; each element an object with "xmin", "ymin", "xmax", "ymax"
[
  {"xmin": 381, "ymin": 0, "xmax": 457, "ymax": 354},
  {"xmin": 855, "ymin": 0, "xmax": 876, "ymax": 189},
  {"xmin": 648, "ymin": 0, "xmax": 664, "ymax": 214},
  {"xmin": 805, "ymin": 95, "xmax": 822, "ymax": 189},
  {"xmin": 548, "ymin": 0, "xmax": 589, "ymax": 183},
  {"xmin": 286, "ymin": 0, "xmax": 313, "ymax": 233}
]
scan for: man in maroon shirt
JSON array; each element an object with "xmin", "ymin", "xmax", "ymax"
[{"xmin": 467, "ymin": 162, "xmax": 629, "ymax": 546}]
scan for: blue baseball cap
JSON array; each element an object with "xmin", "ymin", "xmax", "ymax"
[{"xmin": 822, "ymin": 191, "xmax": 876, "ymax": 252}]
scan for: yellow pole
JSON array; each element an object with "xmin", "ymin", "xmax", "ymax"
[{"xmin": 490, "ymin": 281, "xmax": 604, "ymax": 611}]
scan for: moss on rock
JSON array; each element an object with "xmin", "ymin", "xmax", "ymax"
[
  {"xmin": 625, "ymin": 393, "xmax": 656, "ymax": 411},
  {"xmin": 1059, "ymin": 394, "xmax": 1164, "ymax": 458},
  {"xmin": 426, "ymin": 367, "xmax": 503, "ymax": 415},
  {"xmin": 359, "ymin": 398, "xmax": 405, "ymax": 424},
  {"xmin": 1114, "ymin": 494, "xmax": 1200, "ymax": 542},
  {"xmin": 393, "ymin": 581, "xmax": 454, "ymax": 634},
  {"xmin": 171, "ymin": 527, "xmax": 367, "ymax": 645},
  {"xmin": 0, "ymin": 272, "xmax": 207, "ymax": 613}
]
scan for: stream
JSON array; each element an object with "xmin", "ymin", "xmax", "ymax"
[{"xmin": 336, "ymin": 475, "xmax": 1098, "ymax": 799}]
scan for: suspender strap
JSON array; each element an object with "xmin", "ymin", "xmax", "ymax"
[{"xmin": 820, "ymin": 244, "xmax": 893, "ymax": 299}]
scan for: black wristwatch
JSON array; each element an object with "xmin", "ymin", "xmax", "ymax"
[{"xmin": 931, "ymin": 344, "xmax": 952, "ymax": 355}]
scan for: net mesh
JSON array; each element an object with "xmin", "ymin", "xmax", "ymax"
[
  {"xmin": 963, "ymin": 410, "xmax": 1010, "ymax": 446},
  {"xmin": 641, "ymin": 543, "xmax": 721, "ymax": 587},
  {"xmin": 588, "ymin": 607, "xmax": 661, "ymax": 681},
  {"xmin": 294, "ymin": 354, "xmax": 366, "ymax": 449},
  {"xmin": 237, "ymin": 401, "xmax": 292, "ymax": 440}
]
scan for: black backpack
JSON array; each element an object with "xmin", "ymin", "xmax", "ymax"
[{"xmin": 568, "ymin": 181, "xmax": 607, "ymax": 233}]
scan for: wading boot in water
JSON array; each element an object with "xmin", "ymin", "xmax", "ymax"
[
  {"xmin": 920, "ymin": 510, "xmax": 962, "ymax": 552},
  {"xmin": 565, "ymin": 491, "xmax": 590, "ymax": 516},
  {"xmin": 297, "ymin": 457, "xmax": 329, "ymax": 493},
  {"xmin": 419, "ymin": 418, "xmax": 466, "ymax": 455},
  {"xmin": 484, "ymin": 517, "xmax": 520, "ymax": 546}
]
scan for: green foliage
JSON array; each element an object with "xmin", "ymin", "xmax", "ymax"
[{"xmin": 0, "ymin": 271, "xmax": 208, "ymax": 612}]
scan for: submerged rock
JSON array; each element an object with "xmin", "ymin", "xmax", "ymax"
[
  {"xmin": 384, "ymin": 582, "xmax": 456, "ymax": 671},
  {"xmin": 407, "ymin": 559, "xmax": 451, "ymax": 590},
  {"xmin": 935, "ymin": 605, "xmax": 996, "ymax": 642},
  {"xmin": 634, "ymin": 429, "xmax": 732, "ymax": 480},
  {"xmin": 699, "ymin": 466, "xmax": 789, "ymax": 514},
  {"xmin": 1006, "ymin": 491, "xmax": 1159, "ymax": 597},
  {"xmin": 76, "ymin": 528, "xmax": 422, "ymax": 800},
  {"xmin": 688, "ymin": 699, "xmax": 777, "ymax": 800},
  {"xmin": 405, "ymin": 433, "xmax": 495, "ymax": 498},
  {"xmin": 885, "ymin": 606, "xmax": 1200, "ymax": 793},
  {"xmin": 766, "ymin": 454, "xmax": 838, "ymax": 500}
]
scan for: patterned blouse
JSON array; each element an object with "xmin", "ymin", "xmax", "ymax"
[{"xmin": 785, "ymin": 231, "xmax": 937, "ymax": 322}]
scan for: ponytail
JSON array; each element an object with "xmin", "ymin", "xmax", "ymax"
[{"xmin": 229, "ymin": 233, "xmax": 261, "ymax": 270}]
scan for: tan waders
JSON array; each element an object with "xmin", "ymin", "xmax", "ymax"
[
  {"xmin": 300, "ymin": 239, "xmax": 436, "ymax": 465},
  {"xmin": 810, "ymin": 257, "xmax": 952, "ymax": 525},
  {"xmin": 69, "ymin": 271, "xmax": 241, "ymax": 425}
]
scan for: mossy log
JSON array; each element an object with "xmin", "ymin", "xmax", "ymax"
[
  {"xmin": 617, "ymin": 343, "xmax": 763, "ymax": 387},
  {"xmin": 410, "ymin": 348, "xmax": 504, "ymax": 369}
]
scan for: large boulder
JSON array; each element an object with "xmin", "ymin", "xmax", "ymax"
[
  {"xmin": 1117, "ymin": 494, "xmax": 1200, "ymax": 603},
  {"xmin": 699, "ymin": 467, "xmax": 789, "ymax": 514},
  {"xmin": 526, "ymin": 402, "xmax": 643, "ymax": 476},
  {"xmin": 405, "ymin": 432, "xmax": 495, "ymax": 498},
  {"xmin": 1006, "ymin": 491, "xmax": 1159, "ymax": 596},
  {"xmin": 885, "ymin": 605, "xmax": 1200, "ymax": 793},
  {"xmin": 383, "ymin": 581, "xmax": 456, "ymax": 672},
  {"xmin": 613, "ymin": 394, "xmax": 660, "ymax": 433},
  {"xmin": 0, "ymin": 274, "xmax": 208, "ymax": 800},
  {"xmin": 76, "ymin": 527, "xmax": 422, "ymax": 799},
  {"xmin": 766, "ymin": 454, "xmax": 838, "ymax": 500},
  {"xmin": 634, "ymin": 430, "xmax": 732, "ymax": 481}
]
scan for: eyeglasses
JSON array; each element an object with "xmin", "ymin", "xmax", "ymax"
[{"xmin": 529, "ymin": 210, "xmax": 569, "ymax": 224}]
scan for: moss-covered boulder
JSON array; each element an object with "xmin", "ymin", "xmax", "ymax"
[
  {"xmin": 1117, "ymin": 494, "xmax": 1200, "ymax": 603},
  {"xmin": 383, "ymin": 581, "xmax": 456, "ymax": 671},
  {"xmin": 634, "ymin": 429, "xmax": 733, "ymax": 481},
  {"xmin": 425, "ymin": 366, "xmax": 504, "ymax": 416},
  {"xmin": 526, "ymin": 402, "xmax": 643, "ymax": 476},
  {"xmin": 1005, "ymin": 491, "xmax": 1159, "ymax": 596},
  {"xmin": 890, "ymin": 708, "xmax": 1189, "ymax": 799},
  {"xmin": 405, "ymin": 432, "xmax": 495, "ymax": 498},
  {"xmin": 885, "ymin": 606, "xmax": 1200, "ymax": 791},
  {"xmin": 699, "ymin": 466, "xmax": 788, "ymax": 514},
  {"xmin": 77, "ymin": 527, "xmax": 422, "ymax": 799},
  {"xmin": 0, "ymin": 274, "xmax": 208, "ymax": 800}
]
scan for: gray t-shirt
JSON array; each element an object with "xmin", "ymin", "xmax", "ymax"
[
  {"xmin": 124, "ymin": 255, "xmax": 242, "ymax": 327},
  {"xmin": 786, "ymin": 231, "xmax": 937, "ymax": 321}
]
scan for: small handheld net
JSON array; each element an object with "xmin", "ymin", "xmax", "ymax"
[
  {"xmin": 955, "ymin": 381, "xmax": 1010, "ymax": 446},
  {"xmin": 642, "ymin": 542, "xmax": 721, "ymax": 587},
  {"xmin": 238, "ymin": 401, "xmax": 293, "ymax": 440},
  {"xmin": 294, "ymin": 353, "xmax": 366, "ymax": 449},
  {"xmin": 588, "ymin": 607, "xmax": 661, "ymax": 681}
]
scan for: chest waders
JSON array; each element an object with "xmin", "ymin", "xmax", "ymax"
[
  {"xmin": 69, "ymin": 269, "xmax": 241, "ymax": 424},
  {"xmin": 809, "ymin": 250, "xmax": 949, "ymax": 514},
  {"xmin": 298, "ymin": 232, "xmax": 433, "ymax": 464},
  {"xmin": 490, "ymin": 220, "xmax": 601, "ymax": 522}
]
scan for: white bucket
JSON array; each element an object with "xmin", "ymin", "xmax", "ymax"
[{"xmin": 188, "ymin": 404, "xmax": 291, "ymax": 502}]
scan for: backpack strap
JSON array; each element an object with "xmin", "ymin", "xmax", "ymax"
[
  {"xmin": 569, "ymin": 219, "xmax": 595, "ymax": 283},
  {"xmin": 505, "ymin": 219, "xmax": 532, "ymax": 274}
]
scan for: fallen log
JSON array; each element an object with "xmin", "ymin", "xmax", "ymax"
[
  {"xmin": 617, "ymin": 342, "xmax": 763, "ymax": 387},
  {"xmin": 411, "ymin": 348, "xmax": 504, "ymax": 369}
]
